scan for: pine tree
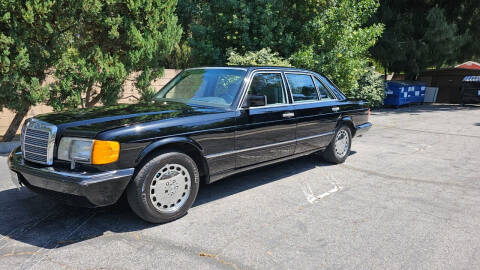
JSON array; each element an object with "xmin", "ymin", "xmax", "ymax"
[
  {"xmin": 372, "ymin": 0, "xmax": 472, "ymax": 78},
  {"xmin": 50, "ymin": 0, "xmax": 182, "ymax": 110},
  {"xmin": 0, "ymin": 0, "xmax": 77, "ymax": 141}
]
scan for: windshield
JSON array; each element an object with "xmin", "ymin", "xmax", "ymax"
[{"xmin": 154, "ymin": 68, "xmax": 247, "ymax": 108}]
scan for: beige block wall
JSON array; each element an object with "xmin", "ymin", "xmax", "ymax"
[{"xmin": 0, "ymin": 69, "xmax": 181, "ymax": 135}]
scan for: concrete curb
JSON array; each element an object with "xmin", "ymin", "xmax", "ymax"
[{"xmin": 0, "ymin": 141, "xmax": 20, "ymax": 154}]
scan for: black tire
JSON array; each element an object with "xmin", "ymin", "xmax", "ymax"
[
  {"xmin": 126, "ymin": 151, "xmax": 200, "ymax": 223},
  {"xmin": 322, "ymin": 125, "xmax": 352, "ymax": 164}
]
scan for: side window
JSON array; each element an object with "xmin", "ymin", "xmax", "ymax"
[
  {"xmin": 313, "ymin": 77, "xmax": 336, "ymax": 100},
  {"xmin": 318, "ymin": 76, "xmax": 344, "ymax": 100},
  {"xmin": 285, "ymin": 74, "xmax": 319, "ymax": 103},
  {"xmin": 248, "ymin": 73, "xmax": 286, "ymax": 106}
]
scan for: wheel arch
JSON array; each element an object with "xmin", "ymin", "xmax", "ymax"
[
  {"xmin": 135, "ymin": 137, "xmax": 210, "ymax": 184},
  {"xmin": 337, "ymin": 116, "xmax": 356, "ymax": 137}
]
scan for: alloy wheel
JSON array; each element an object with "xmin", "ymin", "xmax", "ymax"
[
  {"xmin": 334, "ymin": 129, "xmax": 350, "ymax": 157},
  {"xmin": 149, "ymin": 163, "xmax": 191, "ymax": 213}
]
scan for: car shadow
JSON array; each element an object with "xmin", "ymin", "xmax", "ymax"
[{"xmin": 0, "ymin": 154, "xmax": 332, "ymax": 250}]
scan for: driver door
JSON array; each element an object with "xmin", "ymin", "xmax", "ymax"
[{"xmin": 235, "ymin": 72, "xmax": 296, "ymax": 168}]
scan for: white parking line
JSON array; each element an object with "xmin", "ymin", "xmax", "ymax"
[{"xmin": 301, "ymin": 182, "xmax": 343, "ymax": 204}]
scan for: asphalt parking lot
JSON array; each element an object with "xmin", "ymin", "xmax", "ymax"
[{"xmin": 0, "ymin": 104, "xmax": 479, "ymax": 270}]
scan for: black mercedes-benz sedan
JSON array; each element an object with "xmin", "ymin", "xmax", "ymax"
[{"xmin": 8, "ymin": 67, "xmax": 372, "ymax": 223}]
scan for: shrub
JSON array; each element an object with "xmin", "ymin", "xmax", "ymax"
[
  {"xmin": 227, "ymin": 48, "xmax": 291, "ymax": 67},
  {"xmin": 349, "ymin": 66, "xmax": 385, "ymax": 108}
]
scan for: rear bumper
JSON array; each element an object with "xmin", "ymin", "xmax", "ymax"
[
  {"xmin": 8, "ymin": 147, "xmax": 133, "ymax": 207},
  {"xmin": 354, "ymin": 122, "xmax": 372, "ymax": 137}
]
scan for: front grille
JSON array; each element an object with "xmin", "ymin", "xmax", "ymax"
[{"xmin": 21, "ymin": 119, "xmax": 57, "ymax": 165}]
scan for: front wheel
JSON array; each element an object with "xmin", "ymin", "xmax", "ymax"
[
  {"xmin": 322, "ymin": 125, "xmax": 352, "ymax": 164},
  {"xmin": 127, "ymin": 151, "xmax": 200, "ymax": 223}
]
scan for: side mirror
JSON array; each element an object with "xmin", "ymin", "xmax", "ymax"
[{"xmin": 244, "ymin": 94, "xmax": 267, "ymax": 108}]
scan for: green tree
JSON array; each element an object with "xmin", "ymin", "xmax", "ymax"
[
  {"xmin": 227, "ymin": 48, "xmax": 291, "ymax": 67},
  {"xmin": 50, "ymin": 0, "xmax": 182, "ymax": 110},
  {"xmin": 290, "ymin": 0, "xmax": 383, "ymax": 99},
  {"xmin": 0, "ymin": 0, "xmax": 76, "ymax": 141},
  {"xmin": 441, "ymin": 1, "xmax": 480, "ymax": 61},
  {"xmin": 372, "ymin": 0, "xmax": 471, "ymax": 78},
  {"xmin": 178, "ymin": 0, "xmax": 298, "ymax": 65},
  {"xmin": 178, "ymin": 0, "xmax": 383, "ymax": 105}
]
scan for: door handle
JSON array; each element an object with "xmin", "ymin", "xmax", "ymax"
[
  {"xmin": 332, "ymin": 106, "xmax": 340, "ymax": 112},
  {"xmin": 282, "ymin": 112, "xmax": 295, "ymax": 118}
]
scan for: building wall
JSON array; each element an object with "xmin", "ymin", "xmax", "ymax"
[
  {"xmin": 419, "ymin": 68, "xmax": 480, "ymax": 103},
  {"xmin": 0, "ymin": 69, "xmax": 181, "ymax": 136}
]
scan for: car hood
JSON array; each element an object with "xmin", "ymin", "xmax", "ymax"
[{"xmin": 34, "ymin": 101, "xmax": 224, "ymax": 137}]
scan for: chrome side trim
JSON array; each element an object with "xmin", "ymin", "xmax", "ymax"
[
  {"xmin": 246, "ymin": 103, "xmax": 291, "ymax": 111},
  {"xmin": 296, "ymin": 131, "xmax": 335, "ymax": 142},
  {"xmin": 205, "ymin": 131, "xmax": 335, "ymax": 159}
]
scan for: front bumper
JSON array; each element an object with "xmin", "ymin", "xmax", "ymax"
[
  {"xmin": 8, "ymin": 148, "xmax": 134, "ymax": 207},
  {"xmin": 354, "ymin": 122, "xmax": 372, "ymax": 137}
]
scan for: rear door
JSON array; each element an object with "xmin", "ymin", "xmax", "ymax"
[
  {"xmin": 284, "ymin": 72, "xmax": 339, "ymax": 154},
  {"xmin": 235, "ymin": 72, "xmax": 296, "ymax": 168}
]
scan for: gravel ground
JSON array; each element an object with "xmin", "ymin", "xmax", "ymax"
[{"xmin": 0, "ymin": 104, "xmax": 479, "ymax": 270}]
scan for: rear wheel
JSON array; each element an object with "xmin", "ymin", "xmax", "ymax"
[
  {"xmin": 127, "ymin": 151, "xmax": 200, "ymax": 223},
  {"xmin": 322, "ymin": 125, "xmax": 352, "ymax": 164}
]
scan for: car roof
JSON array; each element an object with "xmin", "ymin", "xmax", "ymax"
[
  {"xmin": 188, "ymin": 66, "xmax": 317, "ymax": 73},
  {"xmin": 248, "ymin": 66, "xmax": 314, "ymax": 73}
]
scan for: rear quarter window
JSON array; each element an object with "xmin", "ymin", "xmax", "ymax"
[
  {"xmin": 285, "ymin": 73, "xmax": 319, "ymax": 103},
  {"xmin": 313, "ymin": 77, "xmax": 337, "ymax": 101},
  {"xmin": 317, "ymin": 75, "xmax": 346, "ymax": 100}
]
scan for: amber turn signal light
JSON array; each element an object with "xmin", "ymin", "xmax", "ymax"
[{"xmin": 91, "ymin": 140, "xmax": 120, "ymax": 165}]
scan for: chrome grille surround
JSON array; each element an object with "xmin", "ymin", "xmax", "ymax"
[{"xmin": 21, "ymin": 118, "xmax": 57, "ymax": 165}]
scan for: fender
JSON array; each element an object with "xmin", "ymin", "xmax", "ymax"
[
  {"xmin": 134, "ymin": 136, "xmax": 205, "ymax": 166},
  {"xmin": 337, "ymin": 116, "xmax": 356, "ymax": 136}
]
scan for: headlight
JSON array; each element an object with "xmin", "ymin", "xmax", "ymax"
[{"xmin": 58, "ymin": 137, "xmax": 120, "ymax": 165}]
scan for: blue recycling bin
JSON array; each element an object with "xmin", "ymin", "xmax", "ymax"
[
  {"xmin": 405, "ymin": 81, "xmax": 426, "ymax": 103},
  {"xmin": 384, "ymin": 81, "xmax": 427, "ymax": 106},
  {"xmin": 384, "ymin": 81, "xmax": 410, "ymax": 106}
]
